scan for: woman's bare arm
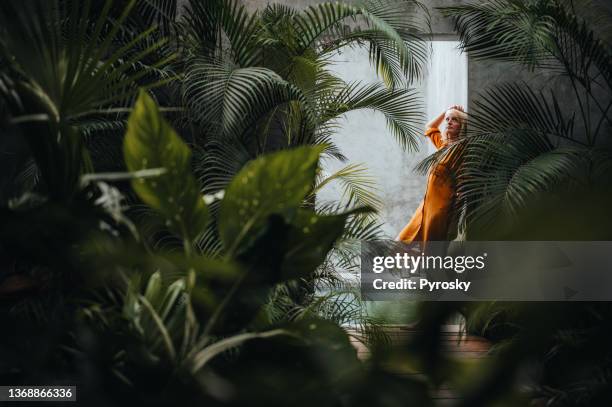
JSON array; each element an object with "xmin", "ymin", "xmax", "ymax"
[{"xmin": 426, "ymin": 111, "xmax": 445, "ymax": 129}]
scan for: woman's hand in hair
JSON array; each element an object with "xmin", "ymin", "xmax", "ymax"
[{"xmin": 427, "ymin": 105, "xmax": 465, "ymax": 129}]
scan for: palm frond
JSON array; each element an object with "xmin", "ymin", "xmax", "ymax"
[
  {"xmin": 0, "ymin": 0, "xmax": 174, "ymax": 198},
  {"xmin": 340, "ymin": 211, "xmax": 387, "ymax": 242},
  {"xmin": 416, "ymin": 81, "xmax": 574, "ymax": 177},
  {"xmin": 193, "ymin": 137, "xmax": 253, "ymax": 194},
  {"xmin": 314, "ymin": 121, "xmax": 347, "ymax": 161},
  {"xmin": 295, "ymin": 0, "xmax": 431, "ymax": 86},
  {"xmin": 326, "ymin": 29, "xmax": 430, "ymax": 89},
  {"xmin": 320, "ymin": 81, "xmax": 423, "ymax": 151},
  {"xmin": 462, "ymin": 140, "xmax": 586, "ymax": 229},
  {"xmin": 415, "ymin": 81, "xmax": 590, "ymax": 232},
  {"xmin": 315, "ymin": 163, "xmax": 383, "ymax": 210},
  {"xmin": 183, "ymin": 0, "xmax": 262, "ymax": 67},
  {"xmin": 334, "ymin": 214, "xmax": 387, "ymax": 271},
  {"xmin": 0, "ymin": 0, "xmax": 173, "ymax": 118},
  {"xmin": 360, "ymin": 0, "xmax": 430, "ymax": 86},
  {"xmin": 500, "ymin": 147, "xmax": 585, "ymax": 214},
  {"xmin": 547, "ymin": 1, "xmax": 612, "ymax": 90},
  {"xmin": 315, "ymin": 200, "xmax": 386, "ymax": 272},
  {"xmin": 265, "ymin": 279, "xmax": 389, "ymax": 348},
  {"xmin": 184, "ymin": 58, "xmax": 310, "ymax": 138},
  {"xmin": 194, "ymin": 223, "xmax": 223, "ymax": 258},
  {"xmin": 139, "ymin": 0, "xmax": 177, "ymax": 33},
  {"xmin": 79, "ymin": 118, "xmax": 126, "ymax": 138},
  {"xmin": 440, "ymin": 1, "xmax": 557, "ymax": 69},
  {"xmin": 441, "ymin": 0, "xmax": 612, "ymax": 90},
  {"xmin": 470, "ymin": 82, "xmax": 574, "ymax": 141}
]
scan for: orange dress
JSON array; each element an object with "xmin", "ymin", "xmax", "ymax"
[{"xmin": 397, "ymin": 127, "xmax": 457, "ymax": 246}]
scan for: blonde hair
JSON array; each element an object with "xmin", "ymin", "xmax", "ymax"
[{"xmin": 444, "ymin": 109, "xmax": 468, "ymax": 139}]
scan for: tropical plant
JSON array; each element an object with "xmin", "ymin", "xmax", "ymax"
[
  {"xmin": 0, "ymin": 0, "xmax": 425, "ymax": 346},
  {"xmin": 0, "ymin": 91, "xmax": 436, "ymax": 406},
  {"xmin": 181, "ymin": 0, "xmax": 428, "ymax": 189},
  {"xmin": 409, "ymin": 1, "xmax": 612, "ymax": 405},
  {"xmin": 174, "ymin": 0, "xmax": 431, "ymax": 334},
  {"xmin": 0, "ymin": 0, "xmax": 175, "ymax": 200},
  {"xmin": 423, "ymin": 0, "xmax": 612, "ymax": 239}
]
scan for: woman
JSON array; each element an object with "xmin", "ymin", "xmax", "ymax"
[{"xmin": 396, "ymin": 105, "xmax": 467, "ymax": 248}]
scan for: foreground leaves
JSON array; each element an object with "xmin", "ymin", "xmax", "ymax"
[
  {"xmin": 218, "ymin": 145, "xmax": 324, "ymax": 252},
  {"xmin": 124, "ymin": 90, "xmax": 209, "ymax": 245}
]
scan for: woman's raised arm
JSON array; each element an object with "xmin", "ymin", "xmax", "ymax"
[{"xmin": 426, "ymin": 111, "xmax": 445, "ymax": 129}]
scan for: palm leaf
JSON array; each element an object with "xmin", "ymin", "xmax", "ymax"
[
  {"xmin": 140, "ymin": 0, "xmax": 177, "ymax": 33},
  {"xmin": 193, "ymin": 138, "xmax": 252, "ymax": 193},
  {"xmin": 440, "ymin": 0, "xmax": 612, "ymax": 89},
  {"xmin": 416, "ymin": 81, "xmax": 574, "ymax": 176},
  {"xmin": 184, "ymin": 58, "xmax": 311, "ymax": 138},
  {"xmin": 320, "ymin": 81, "xmax": 423, "ymax": 151},
  {"xmin": 461, "ymin": 139, "xmax": 586, "ymax": 230},
  {"xmin": 440, "ymin": 1, "xmax": 557, "ymax": 69},
  {"xmin": 315, "ymin": 163, "xmax": 383, "ymax": 210},
  {"xmin": 187, "ymin": 329, "xmax": 295, "ymax": 373},
  {"xmin": 182, "ymin": 0, "xmax": 263, "ymax": 67},
  {"xmin": 469, "ymin": 82, "xmax": 574, "ymax": 141},
  {"xmin": 294, "ymin": 0, "xmax": 430, "ymax": 86},
  {"xmin": 547, "ymin": 2, "xmax": 612, "ymax": 90},
  {"xmin": 0, "ymin": 0, "xmax": 174, "ymax": 198}
]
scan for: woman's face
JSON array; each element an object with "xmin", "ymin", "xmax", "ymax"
[{"xmin": 444, "ymin": 109, "xmax": 463, "ymax": 139}]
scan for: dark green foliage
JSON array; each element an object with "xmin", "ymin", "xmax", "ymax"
[
  {"xmin": 124, "ymin": 90, "xmax": 209, "ymax": 246},
  {"xmin": 414, "ymin": 1, "xmax": 612, "ymax": 405},
  {"xmin": 423, "ymin": 0, "xmax": 612, "ymax": 239},
  {"xmin": 2, "ymin": 0, "xmax": 611, "ymax": 406},
  {"xmin": 0, "ymin": 0, "xmax": 174, "ymax": 199},
  {"xmin": 0, "ymin": 75, "xmax": 423, "ymax": 404}
]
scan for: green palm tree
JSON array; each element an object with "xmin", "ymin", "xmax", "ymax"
[
  {"xmin": 0, "ymin": 0, "xmax": 175, "ymax": 201},
  {"xmin": 414, "ymin": 2, "xmax": 612, "ymax": 405},
  {"xmin": 0, "ymin": 0, "xmax": 432, "ymax": 356},
  {"xmin": 180, "ymin": 0, "xmax": 428, "ymax": 190},
  {"xmin": 174, "ymin": 0, "xmax": 430, "ymax": 332},
  {"xmin": 424, "ymin": 0, "xmax": 612, "ymax": 239}
]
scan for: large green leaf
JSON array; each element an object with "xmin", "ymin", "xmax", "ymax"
[
  {"xmin": 124, "ymin": 90, "xmax": 209, "ymax": 245},
  {"xmin": 205, "ymin": 206, "xmax": 357, "ymax": 336},
  {"xmin": 218, "ymin": 145, "xmax": 324, "ymax": 254},
  {"xmin": 281, "ymin": 208, "xmax": 349, "ymax": 280}
]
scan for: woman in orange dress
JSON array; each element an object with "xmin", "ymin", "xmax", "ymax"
[{"xmin": 396, "ymin": 105, "xmax": 467, "ymax": 247}]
